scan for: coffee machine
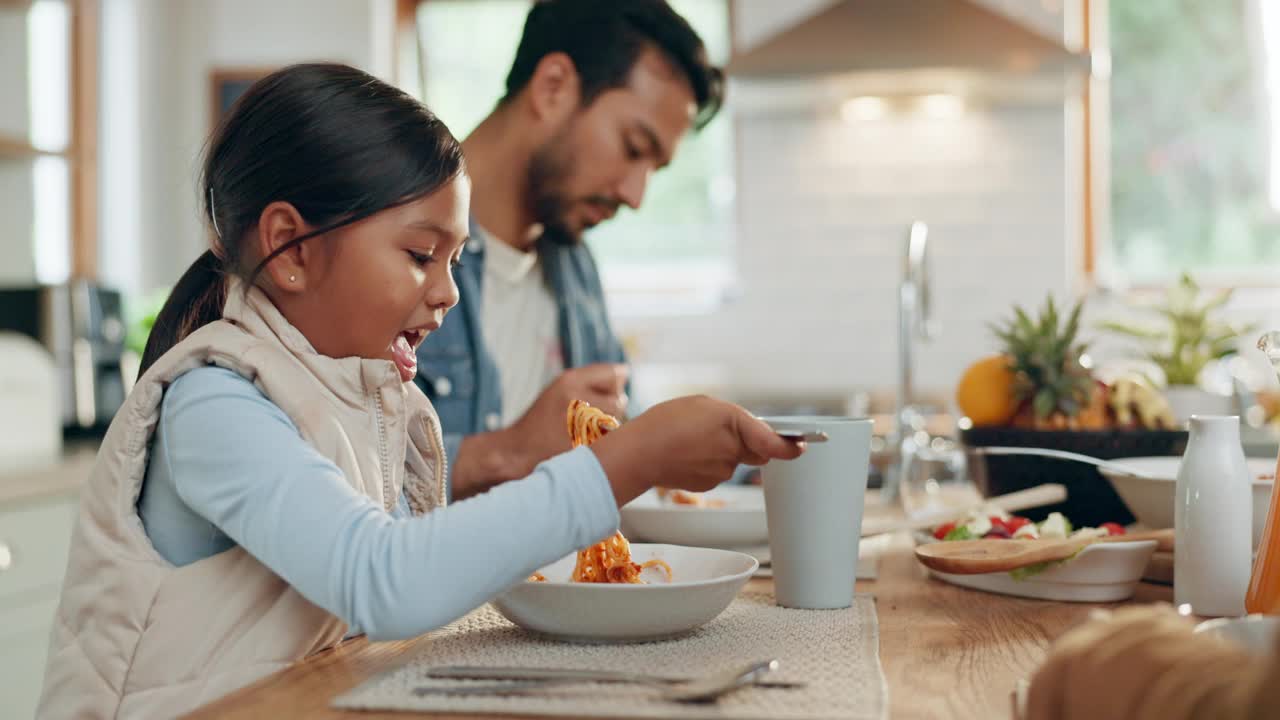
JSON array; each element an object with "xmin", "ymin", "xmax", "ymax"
[{"xmin": 0, "ymin": 281, "xmax": 132, "ymax": 431}]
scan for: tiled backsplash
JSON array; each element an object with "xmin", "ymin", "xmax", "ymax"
[{"xmin": 619, "ymin": 99, "xmax": 1074, "ymax": 406}]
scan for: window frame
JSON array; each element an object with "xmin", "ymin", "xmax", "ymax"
[
  {"xmin": 69, "ymin": 0, "xmax": 96, "ymax": 279},
  {"xmin": 0, "ymin": 0, "xmax": 97, "ymax": 280},
  {"xmin": 1085, "ymin": 0, "xmax": 1280, "ymax": 292}
]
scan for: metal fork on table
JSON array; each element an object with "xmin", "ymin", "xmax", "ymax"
[{"xmin": 413, "ymin": 659, "xmax": 790, "ymax": 703}]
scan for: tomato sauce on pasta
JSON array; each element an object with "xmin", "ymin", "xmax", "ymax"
[{"xmin": 529, "ymin": 400, "xmax": 673, "ymax": 584}]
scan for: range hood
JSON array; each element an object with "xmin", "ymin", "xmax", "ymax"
[{"xmin": 726, "ymin": 0, "xmax": 1086, "ymax": 79}]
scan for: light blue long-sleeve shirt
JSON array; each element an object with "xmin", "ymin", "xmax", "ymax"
[{"xmin": 136, "ymin": 366, "xmax": 620, "ymax": 641}]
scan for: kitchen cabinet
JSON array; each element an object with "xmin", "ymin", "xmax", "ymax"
[
  {"xmin": 0, "ymin": 449, "xmax": 91, "ymax": 719},
  {"xmin": 1, "ymin": 584, "xmax": 69, "ymax": 720},
  {"xmin": 0, "ymin": 493, "xmax": 77, "ymax": 598}
]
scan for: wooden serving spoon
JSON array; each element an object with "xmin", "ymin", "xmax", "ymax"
[{"xmin": 914, "ymin": 528, "xmax": 1174, "ymax": 575}]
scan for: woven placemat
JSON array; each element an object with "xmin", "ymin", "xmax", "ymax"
[{"xmin": 334, "ymin": 591, "xmax": 886, "ymax": 720}]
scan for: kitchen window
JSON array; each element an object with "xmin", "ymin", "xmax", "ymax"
[
  {"xmin": 0, "ymin": 0, "xmax": 96, "ymax": 285},
  {"xmin": 1095, "ymin": 0, "xmax": 1280, "ymax": 286},
  {"xmin": 405, "ymin": 0, "xmax": 735, "ymax": 316}
]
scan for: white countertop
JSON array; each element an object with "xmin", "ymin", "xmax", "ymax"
[{"xmin": 0, "ymin": 442, "xmax": 97, "ymax": 506}]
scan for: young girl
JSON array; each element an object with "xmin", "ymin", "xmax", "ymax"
[{"xmin": 37, "ymin": 64, "xmax": 800, "ymax": 719}]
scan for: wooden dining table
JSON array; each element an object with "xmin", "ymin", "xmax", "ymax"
[{"xmin": 184, "ymin": 532, "xmax": 1175, "ymax": 720}]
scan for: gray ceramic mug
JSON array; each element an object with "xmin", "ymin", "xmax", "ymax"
[{"xmin": 761, "ymin": 416, "xmax": 873, "ymax": 609}]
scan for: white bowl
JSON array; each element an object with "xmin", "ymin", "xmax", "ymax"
[
  {"xmin": 1099, "ymin": 456, "xmax": 1274, "ymax": 547},
  {"xmin": 916, "ymin": 534, "xmax": 1159, "ymax": 602},
  {"xmin": 492, "ymin": 544, "xmax": 757, "ymax": 643},
  {"xmin": 619, "ymin": 486, "xmax": 768, "ymax": 548},
  {"xmin": 1195, "ymin": 615, "xmax": 1280, "ymax": 656}
]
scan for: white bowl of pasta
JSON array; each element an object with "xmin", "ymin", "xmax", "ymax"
[
  {"xmin": 493, "ymin": 543, "xmax": 758, "ymax": 643},
  {"xmin": 619, "ymin": 486, "xmax": 768, "ymax": 548}
]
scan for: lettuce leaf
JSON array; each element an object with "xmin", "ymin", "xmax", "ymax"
[
  {"xmin": 1009, "ymin": 561, "xmax": 1057, "ymax": 580},
  {"xmin": 1008, "ymin": 548, "xmax": 1085, "ymax": 580}
]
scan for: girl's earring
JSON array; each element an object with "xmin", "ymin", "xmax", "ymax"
[{"xmin": 289, "ymin": 275, "xmax": 297, "ymax": 283}]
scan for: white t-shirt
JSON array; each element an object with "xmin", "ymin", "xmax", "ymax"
[{"xmin": 480, "ymin": 229, "xmax": 565, "ymax": 426}]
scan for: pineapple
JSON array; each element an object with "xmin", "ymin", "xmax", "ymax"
[{"xmin": 992, "ymin": 296, "xmax": 1097, "ymax": 430}]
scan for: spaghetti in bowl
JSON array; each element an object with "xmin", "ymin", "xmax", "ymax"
[{"xmin": 494, "ymin": 544, "xmax": 757, "ymax": 643}]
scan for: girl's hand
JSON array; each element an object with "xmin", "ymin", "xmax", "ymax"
[{"xmin": 588, "ymin": 395, "xmax": 804, "ymax": 506}]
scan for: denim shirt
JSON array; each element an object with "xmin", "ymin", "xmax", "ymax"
[{"xmin": 414, "ymin": 222, "xmax": 627, "ymax": 485}]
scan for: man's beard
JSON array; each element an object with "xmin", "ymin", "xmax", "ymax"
[
  {"xmin": 527, "ymin": 132, "xmax": 582, "ymax": 247},
  {"xmin": 526, "ymin": 125, "xmax": 619, "ymax": 247}
]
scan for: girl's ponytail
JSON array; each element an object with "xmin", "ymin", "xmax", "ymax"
[{"xmin": 136, "ymin": 249, "xmax": 227, "ymax": 378}]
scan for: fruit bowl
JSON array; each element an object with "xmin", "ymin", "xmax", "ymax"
[{"xmin": 960, "ymin": 426, "xmax": 1188, "ymax": 528}]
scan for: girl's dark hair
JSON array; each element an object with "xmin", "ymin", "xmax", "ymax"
[{"xmin": 138, "ymin": 63, "xmax": 465, "ymax": 378}]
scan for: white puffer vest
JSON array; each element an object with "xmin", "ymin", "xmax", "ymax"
[{"xmin": 37, "ymin": 281, "xmax": 446, "ymax": 718}]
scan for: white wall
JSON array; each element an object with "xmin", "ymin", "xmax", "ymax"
[
  {"xmin": 0, "ymin": 8, "xmax": 36, "ymax": 283},
  {"xmin": 98, "ymin": 0, "xmax": 387, "ymax": 296},
  {"xmin": 627, "ymin": 100, "xmax": 1072, "ymax": 408},
  {"xmin": 0, "ymin": 163, "xmax": 36, "ymax": 283},
  {"xmin": 0, "ymin": 9, "xmax": 30, "ymax": 139}
]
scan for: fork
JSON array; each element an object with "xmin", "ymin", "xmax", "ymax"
[{"xmin": 415, "ymin": 659, "xmax": 785, "ymax": 703}]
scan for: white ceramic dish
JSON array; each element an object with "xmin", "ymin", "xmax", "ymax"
[
  {"xmin": 1099, "ymin": 456, "xmax": 1274, "ymax": 548},
  {"xmin": 1195, "ymin": 615, "xmax": 1280, "ymax": 656},
  {"xmin": 492, "ymin": 544, "xmax": 757, "ymax": 643},
  {"xmin": 914, "ymin": 533, "xmax": 1159, "ymax": 602},
  {"xmin": 619, "ymin": 486, "xmax": 768, "ymax": 548}
]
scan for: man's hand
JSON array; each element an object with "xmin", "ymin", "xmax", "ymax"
[
  {"xmin": 508, "ymin": 363, "xmax": 629, "ymax": 458},
  {"xmin": 449, "ymin": 364, "xmax": 627, "ymax": 499}
]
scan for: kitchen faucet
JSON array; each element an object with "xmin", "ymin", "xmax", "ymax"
[{"xmin": 883, "ymin": 221, "xmax": 934, "ymax": 504}]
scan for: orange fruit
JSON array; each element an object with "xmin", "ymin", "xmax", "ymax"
[{"xmin": 956, "ymin": 355, "xmax": 1020, "ymax": 427}]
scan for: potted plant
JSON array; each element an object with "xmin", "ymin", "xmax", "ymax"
[
  {"xmin": 123, "ymin": 287, "xmax": 170, "ymax": 380},
  {"xmin": 1098, "ymin": 273, "xmax": 1252, "ymax": 422}
]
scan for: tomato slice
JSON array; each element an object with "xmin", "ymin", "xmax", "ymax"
[
  {"xmin": 1100, "ymin": 522, "xmax": 1126, "ymax": 536},
  {"xmin": 1005, "ymin": 516, "xmax": 1032, "ymax": 532},
  {"xmin": 933, "ymin": 521, "xmax": 958, "ymax": 540}
]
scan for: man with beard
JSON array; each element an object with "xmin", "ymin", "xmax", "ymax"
[{"xmin": 414, "ymin": 0, "xmax": 724, "ymax": 500}]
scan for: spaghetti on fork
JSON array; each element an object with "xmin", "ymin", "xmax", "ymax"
[{"xmin": 529, "ymin": 400, "xmax": 673, "ymax": 584}]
